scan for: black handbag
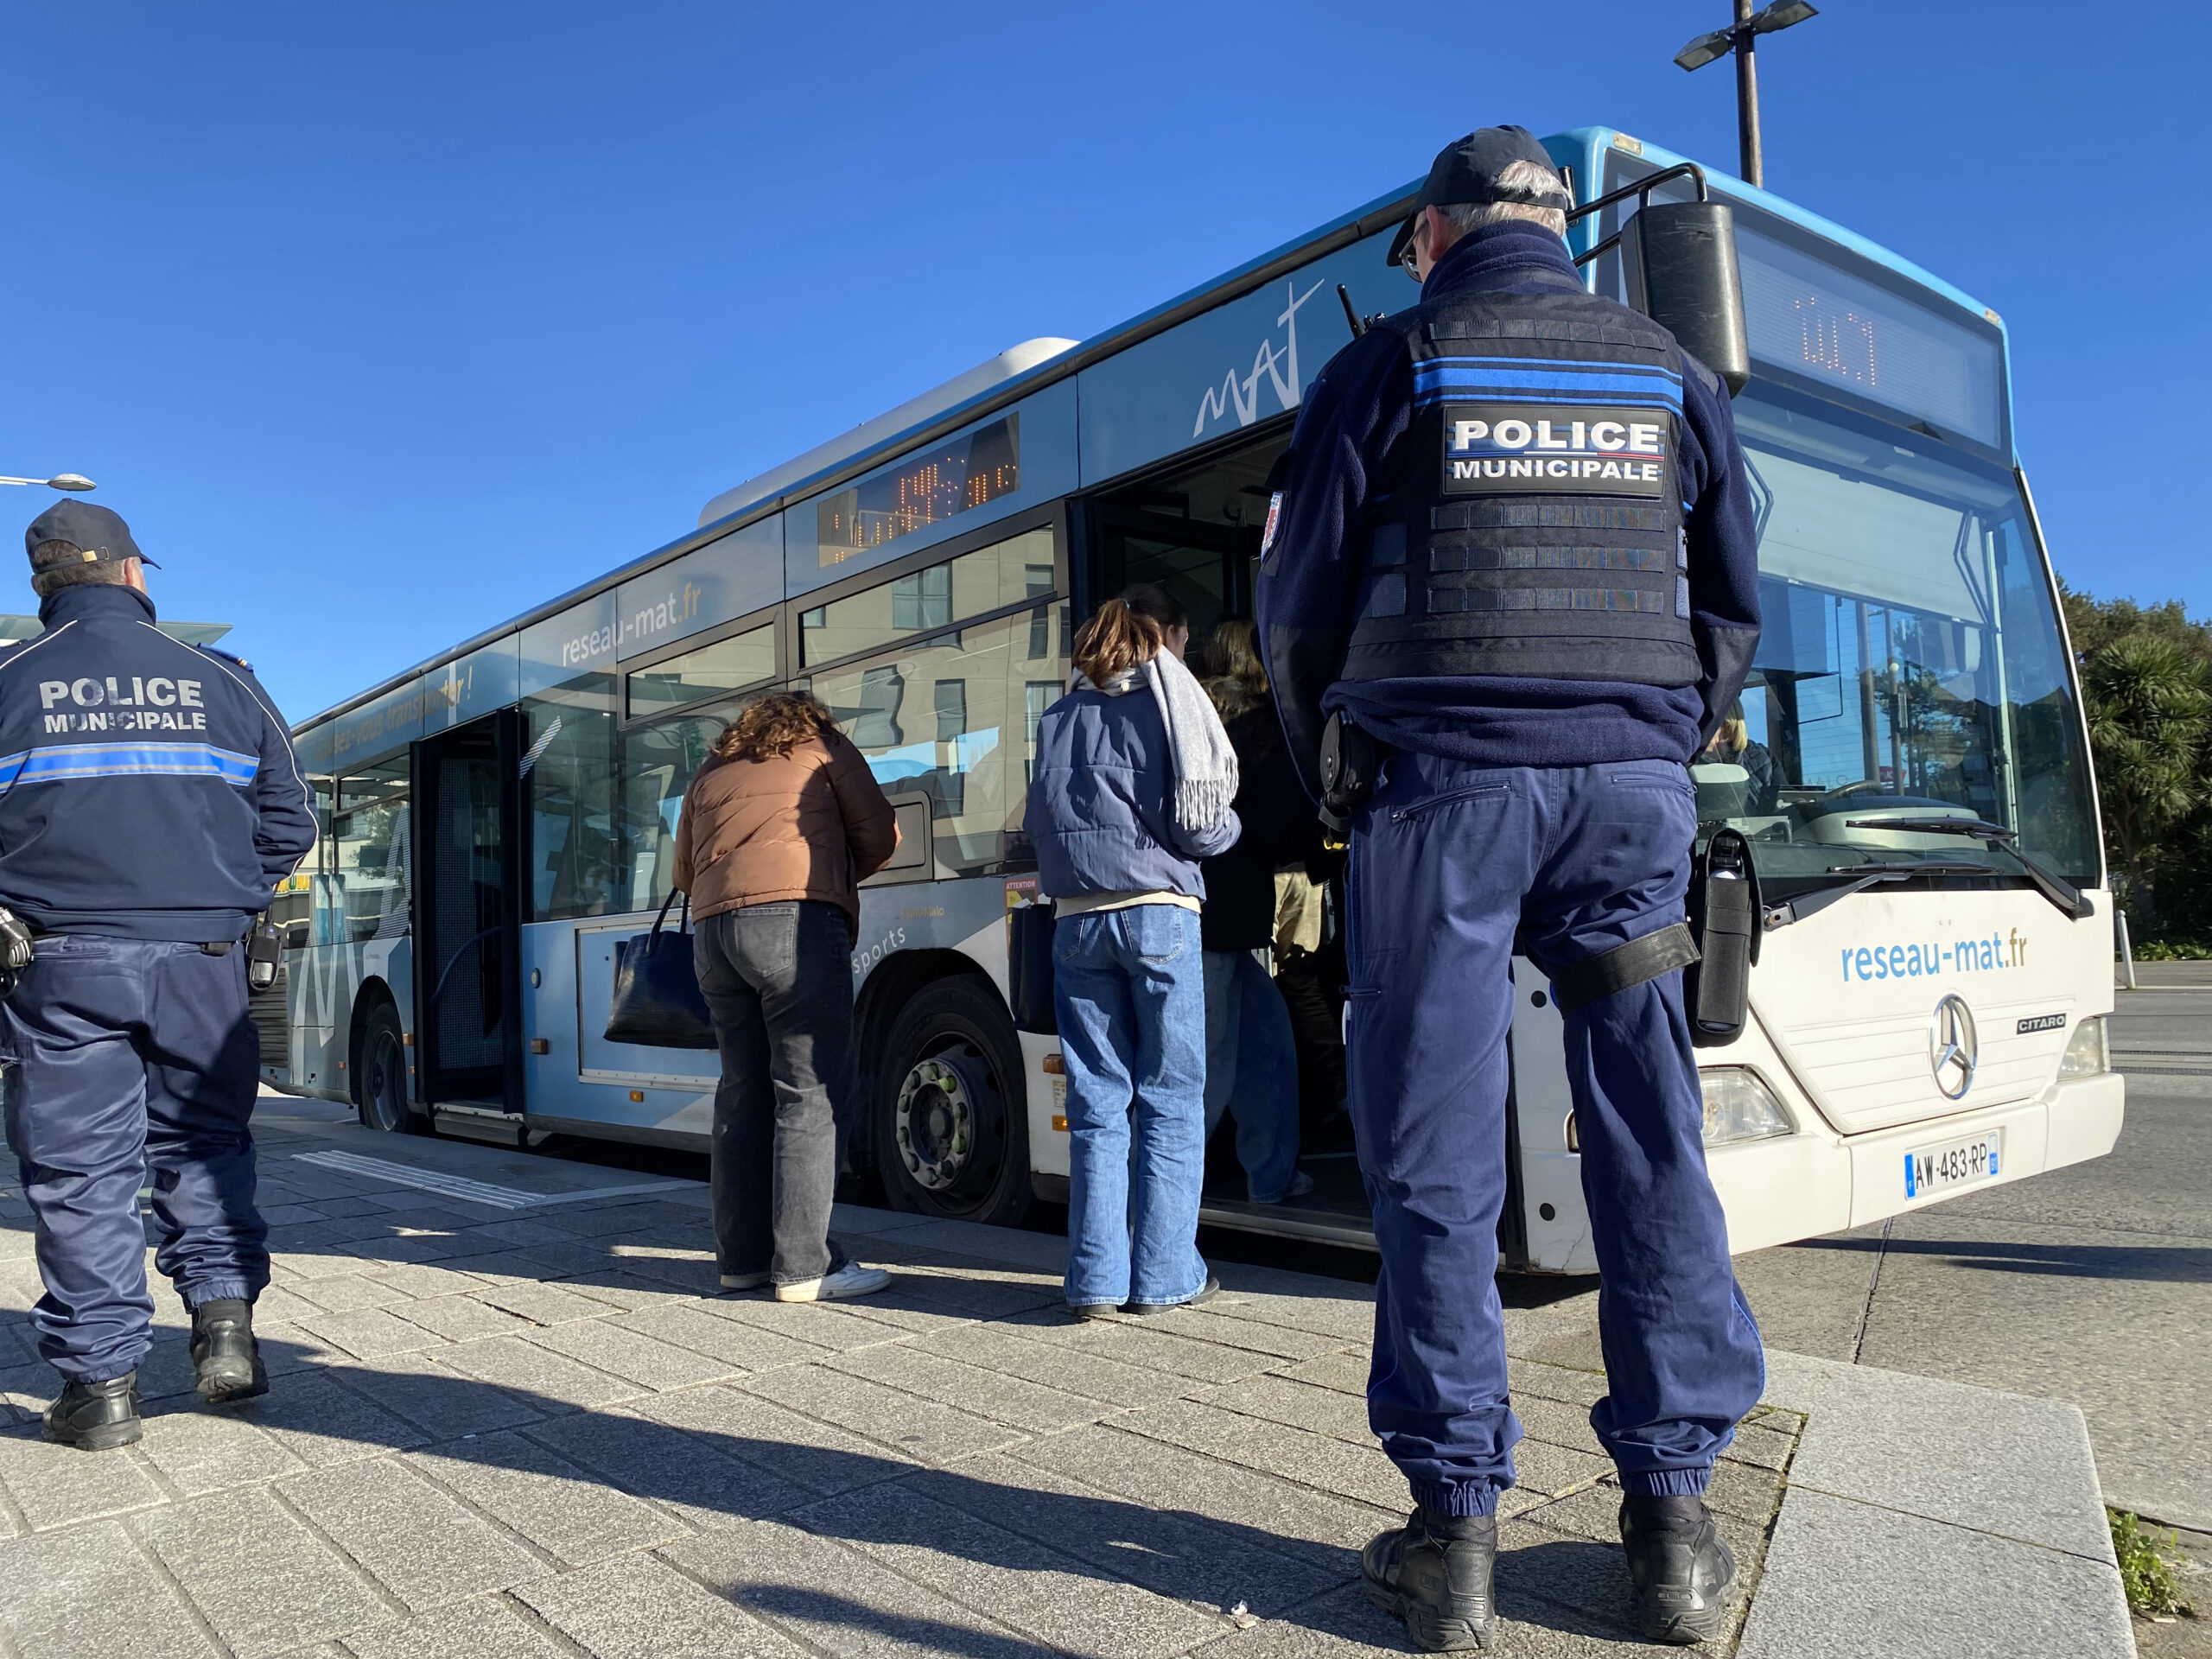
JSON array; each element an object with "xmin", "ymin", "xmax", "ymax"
[{"xmin": 604, "ymin": 891, "xmax": 717, "ymax": 1050}]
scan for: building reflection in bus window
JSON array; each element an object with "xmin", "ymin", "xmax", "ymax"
[
  {"xmin": 811, "ymin": 601, "xmax": 1069, "ymax": 874},
  {"xmin": 1694, "ymin": 392, "xmax": 2098, "ymax": 885},
  {"xmin": 802, "ymin": 529, "xmax": 1056, "ymax": 668},
  {"xmin": 625, "ymin": 623, "xmax": 775, "ymax": 718},
  {"xmin": 319, "ymin": 761, "xmax": 410, "ymax": 944},
  {"xmin": 620, "ymin": 709, "xmax": 734, "ymax": 912},
  {"xmin": 524, "ymin": 674, "xmax": 620, "ymax": 921}
]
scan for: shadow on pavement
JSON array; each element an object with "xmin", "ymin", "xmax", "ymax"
[{"xmin": 1789, "ymin": 1231, "xmax": 2212, "ymax": 1283}]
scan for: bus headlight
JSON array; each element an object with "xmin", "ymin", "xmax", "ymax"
[
  {"xmin": 1700, "ymin": 1067, "xmax": 1794, "ymax": 1146},
  {"xmin": 2058, "ymin": 1016, "xmax": 2109, "ymax": 1080}
]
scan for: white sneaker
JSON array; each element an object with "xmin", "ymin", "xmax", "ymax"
[
  {"xmin": 720, "ymin": 1272, "xmax": 771, "ymax": 1292},
  {"xmin": 776, "ymin": 1262, "xmax": 891, "ymax": 1303}
]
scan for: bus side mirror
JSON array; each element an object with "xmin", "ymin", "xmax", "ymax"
[{"xmin": 1625, "ymin": 200, "xmax": 1751, "ymax": 397}]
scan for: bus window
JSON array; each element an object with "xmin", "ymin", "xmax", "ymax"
[
  {"xmin": 306, "ymin": 774, "xmax": 336, "ymax": 943},
  {"xmin": 524, "ymin": 675, "xmax": 620, "ymax": 921},
  {"xmin": 619, "ymin": 709, "xmax": 728, "ymax": 912},
  {"xmin": 325, "ymin": 762, "xmax": 410, "ymax": 944},
  {"xmin": 625, "ymin": 623, "xmax": 776, "ymax": 719},
  {"xmin": 814, "ymin": 601, "xmax": 1069, "ymax": 873},
  {"xmin": 1696, "ymin": 390, "xmax": 2099, "ymax": 886},
  {"xmin": 801, "ymin": 529, "xmax": 1056, "ymax": 668}
]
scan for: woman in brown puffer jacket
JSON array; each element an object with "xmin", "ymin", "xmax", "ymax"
[{"xmin": 673, "ymin": 691, "xmax": 899, "ymax": 1304}]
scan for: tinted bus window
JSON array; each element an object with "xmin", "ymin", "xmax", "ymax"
[
  {"xmin": 323, "ymin": 762, "xmax": 410, "ymax": 944},
  {"xmin": 525, "ymin": 676, "xmax": 620, "ymax": 921},
  {"xmin": 620, "ymin": 711, "xmax": 728, "ymax": 912},
  {"xmin": 814, "ymin": 601, "xmax": 1068, "ymax": 873},
  {"xmin": 625, "ymin": 624, "xmax": 776, "ymax": 718},
  {"xmin": 802, "ymin": 528, "xmax": 1055, "ymax": 668}
]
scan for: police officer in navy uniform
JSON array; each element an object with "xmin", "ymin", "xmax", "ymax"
[
  {"xmin": 0, "ymin": 501, "xmax": 315, "ymax": 1450},
  {"xmin": 1257, "ymin": 130, "xmax": 1766, "ymax": 1647}
]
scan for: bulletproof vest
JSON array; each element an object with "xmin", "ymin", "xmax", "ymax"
[{"xmin": 1342, "ymin": 273, "xmax": 1700, "ymax": 689}]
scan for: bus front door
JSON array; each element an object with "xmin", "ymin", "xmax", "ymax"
[{"xmin": 410, "ymin": 710, "xmax": 526, "ymax": 1129}]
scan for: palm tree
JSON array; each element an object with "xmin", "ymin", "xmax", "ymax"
[{"xmin": 2083, "ymin": 637, "xmax": 2211, "ymax": 918}]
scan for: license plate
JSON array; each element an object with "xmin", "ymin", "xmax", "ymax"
[{"xmin": 1904, "ymin": 1130, "xmax": 2002, "ymax": 1198}]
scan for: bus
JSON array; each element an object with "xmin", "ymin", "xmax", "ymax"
[{"xmin": 266, "ymin": 125, "xmax": 2122, "ymax": 1269}]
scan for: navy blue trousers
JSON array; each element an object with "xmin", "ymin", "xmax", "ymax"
[
  {"xmin": 2, "ymin": 936, "xmax": 269, "ymax": 1382},
  {"xmin": 1345, "ymin": 753, "xmax": 1764, "ymax": 1516}
]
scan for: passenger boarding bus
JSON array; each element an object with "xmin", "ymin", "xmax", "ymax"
[{"xmin": 267, "ymin": 126, "xmax": 2121, "ymax": 1268}]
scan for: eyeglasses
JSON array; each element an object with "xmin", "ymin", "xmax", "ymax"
[{"xmin": 1399, "ymin": 214, "xmax": 1427, "ymax": 276}]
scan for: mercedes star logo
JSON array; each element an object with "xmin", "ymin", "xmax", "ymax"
[{"xmin": 1929, "ymin": 995, "xmax": 1979, "ymax": 1099}]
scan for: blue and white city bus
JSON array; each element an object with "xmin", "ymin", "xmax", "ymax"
[{"xmin": 267, "ymin": 126, "xmax": 2121, "ymax": 1268}]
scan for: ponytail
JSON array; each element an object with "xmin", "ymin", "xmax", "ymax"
[{"xmin": 1071, "ymin": 598, "xmax": 1160, "ymax": 687}]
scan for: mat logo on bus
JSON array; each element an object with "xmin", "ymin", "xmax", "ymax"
[{"xmin": 1441, "ymin": 403, "xmax": 1669, "ymax": 498}]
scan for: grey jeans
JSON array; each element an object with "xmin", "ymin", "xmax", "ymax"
[{"xmin": 694, "ymin": 900, "xmax": 855, "ymax": 1285}]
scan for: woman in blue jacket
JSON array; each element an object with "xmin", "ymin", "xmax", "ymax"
[{"xmin": 1026, "ymin": 598, "xmax": 1242, "ymax": 1316}]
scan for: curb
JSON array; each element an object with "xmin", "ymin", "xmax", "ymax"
[{"xmin": 1739, "ymin": 1351, "xmax": 2135, "ymax": 1657}]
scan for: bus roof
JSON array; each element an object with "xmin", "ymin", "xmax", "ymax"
[{"xmin": 296, "ymin": 124, "xmax": 2007, "ymax": 741}]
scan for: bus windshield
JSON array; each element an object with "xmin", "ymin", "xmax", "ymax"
[{"xmin": 1698, "ymin": 386, "xmax": 2099, "ymax": 890}]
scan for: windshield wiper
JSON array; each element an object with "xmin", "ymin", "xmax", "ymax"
[
  {"xmin": 1764, "ymin": 861, "xmax": 1993, "ymax": 931},
  {"xmin": 1841, "ymin": 817, "xmax": 2090, "ymax": 920}
]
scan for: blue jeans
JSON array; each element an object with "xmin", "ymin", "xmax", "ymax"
[
  {"xmin": 2, "ymin": 935, "xmax": 268, "ymax": 1382},
  {"xmin": 1202, "ymin": 949, "xmax": 1302, "ymax": 1202},
  {"xmin": 1052, "ymin": 905, "xmax": 1208, "ymax": 1308},
  {"xmin": 1346, "ymin": 753, "xmax": 1764, "ymax": 1516}
]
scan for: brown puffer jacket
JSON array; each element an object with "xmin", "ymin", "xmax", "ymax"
[{"xmin": 672, "ymin": 732, "xmax": 899, "ymax": 931}]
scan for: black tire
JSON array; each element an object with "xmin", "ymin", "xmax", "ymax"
[
  {"xmin": 354, "ymin": 1000, "xmax": 419, "ymax": 1134},
  {"xmin": 872, "ymin": 976, "xmax": 1032, "ymax": 1227}
]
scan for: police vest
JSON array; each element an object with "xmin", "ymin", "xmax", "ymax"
[{"xmin": 1343, "ymin": 276, "xmax": 1700, "ymax": 689}]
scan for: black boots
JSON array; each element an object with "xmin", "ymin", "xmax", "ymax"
[
  {"xmin": 1362, "ymin": 1509, "xmax": 1497, "ymax": 1651},
  {"xmin": 190, "ymin": 1298, "xmax": 268, "ymax": 1404},
  {"xmin": 1619, "ymin": 1494, "xmax": 1738, "ymax": 1644},
  {"xmin": 44, "ymin": 1301, "xmax": 265, "ymax": 1452},
  {"xmin": 42, "ymin": 1373, "xmax": 142, "ymax": 1451}
]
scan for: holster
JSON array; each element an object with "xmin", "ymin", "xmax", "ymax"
[
  {"xmin": 1683, "ymin": 828, "xmax": 1761, "ymax": 1047},
  {"xmin": 1546, "ymin": 827, "xmax": 1761, "ymax": 1049},
  {"xmin": 247, "ymin": 917, "xmax": 284, "ymax": 991},
  {"xmin": 1318, "ymin": 711, "xmax": 1383, "ymax": 849}
]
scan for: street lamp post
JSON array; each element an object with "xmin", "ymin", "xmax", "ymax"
[
  {"xmin": 0, "ymin": 474, "xmax": 95, "ymax": 492},
  {"xmin": 1673, "ymin": 0, "xmax": 1818, "ymax": 189}
]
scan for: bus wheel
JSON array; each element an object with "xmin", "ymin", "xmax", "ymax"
[
  {"xmin": 874, "ymin": 977, "xmax": 1031, "ymax": 1228},
  {"xmin": 356, "ymin": 1001, "xmax": 416, "ymax": 1135}
]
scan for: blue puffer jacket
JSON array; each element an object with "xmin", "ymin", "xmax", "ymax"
[{"xmin": 1025, "ymin": 675, "xmax": 1241, "ymax": 903}]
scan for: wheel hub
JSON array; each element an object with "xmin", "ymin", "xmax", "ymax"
[{"xmin": 895, "ymin": 1052, "xmax": 987, "ymax": 1192}]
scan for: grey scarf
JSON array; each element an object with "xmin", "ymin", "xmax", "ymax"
[{"xmin": 1073, "ymin": 651, "xmax": 1238, "ymax": 836}]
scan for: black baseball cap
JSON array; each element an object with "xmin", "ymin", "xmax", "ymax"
[
  {"xmin": 1386, "ymin": 126, "xmax": 1574, "ymax": 268},
  {"xmin": 24, "ymin": 500, "xmax": 157, "ymax": 571}
]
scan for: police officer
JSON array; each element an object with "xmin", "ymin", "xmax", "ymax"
[
  {"xmin": 1256, "ymin": 130, "xmax": 1765, "ymax": 1648},
  {"xmin": 0, "ymin": 501, "xmax": 315, "ymax": 1450}
]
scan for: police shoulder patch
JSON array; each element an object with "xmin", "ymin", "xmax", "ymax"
[{"xmin": 198, "ymin": 644, "xmax": 252, "ymax": 671}]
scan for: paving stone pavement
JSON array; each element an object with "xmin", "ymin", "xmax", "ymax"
[{"xmin": 0, "ymin": 1101, "xmax": 1807, "ymax": 1659}]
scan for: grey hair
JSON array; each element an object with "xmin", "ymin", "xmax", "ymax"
[
  {"xmin": 1440, "ymin": 157, "xmax": 1569, "ymax": 239},
  {"xmin": 29, "ymin": 539, "xmax": 135, "ymax": 600}
]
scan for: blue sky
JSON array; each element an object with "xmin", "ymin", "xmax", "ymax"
[{"xmin": 5, "ymin": 1, "xmax": 2205, "ymax": 721}]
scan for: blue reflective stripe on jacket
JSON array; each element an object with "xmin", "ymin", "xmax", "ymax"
[
  {"xmin": 0, "ymin": 741, "xmax": 260, "ymax": 791},
  {"xmin": 0, "ymin": 584, "xmax": 316, "ymax": 941}
]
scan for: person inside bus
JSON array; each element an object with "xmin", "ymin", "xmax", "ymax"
[
  {"xmin": 1698, "ymin": 699, "xmax": 1777, "ymax": 815},
  {"xmin": 1258, "ymin": 128, "xmax": 1764, "ymax": 1648},
  {"xmin": 1025, "ymin": 596, "xmax": 1241, "ymax": 1315},
  {"xmin": 672, "ymin": 690, "xmax": 899, "ymax": 1303},
  {"xmin": 1196, "ymin": 616, "xmax": 1316, "ymax": 1205}
]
